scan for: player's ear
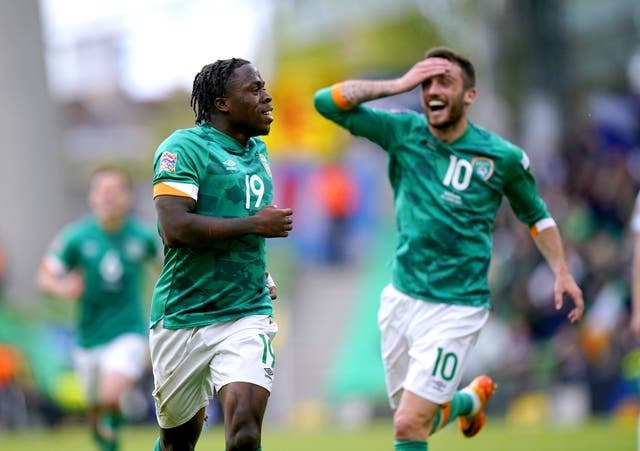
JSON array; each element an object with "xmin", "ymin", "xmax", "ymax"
[
  {"xmin": 214, "ymin": 97, "xmax": 230, "ymax": 113},
  {"xmin": 464, "ymin": 87, "xmax": 477, "ymax": 106}
]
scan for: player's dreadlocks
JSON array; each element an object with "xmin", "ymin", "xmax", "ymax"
[{"xmin": 190, "ymin": 58, "xmax": 251, "ymax": 125}]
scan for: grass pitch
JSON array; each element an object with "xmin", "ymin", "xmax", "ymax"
[{"xmin": 0, "ymin": 417, "xmax": 634, "ymax": 450}]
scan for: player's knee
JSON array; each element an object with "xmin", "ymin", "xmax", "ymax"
[
  {"xmin": 159, "ymin": 418, "xmax": 201, "ymax": 451},
  {"xmin": 226, "ymin": 422, "xmax": 261, "ymax": 451},
  {"xmin": 393, "ymin": 409, "xmax": 435, "ymax": 440},
  {"xmin": 160, "ymin": 436, "xmax": 196, "ymax": 451}
]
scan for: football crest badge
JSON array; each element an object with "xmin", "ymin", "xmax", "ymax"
[{"xmin": 472, "ymin": 157, "xmax": 495, "ymax": 181}]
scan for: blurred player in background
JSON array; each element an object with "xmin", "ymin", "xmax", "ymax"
[
  {"xmin": 149, "ymin": 58, "xmax": 292, "ymax": 451},
  {"xmin": 37, "ymin": 165, "xmax": 159, "ymax": 451},
  {"xmin": 629, "ymin": 191, "xmax": 640, "ymax": 451},
  {"xmin": 315, "ymin": 46, "xmax": 584, "ymax": 451}
]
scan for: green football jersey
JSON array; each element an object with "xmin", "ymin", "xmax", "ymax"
[
  {"xmin": 315, "ymin": 87, "xmax": 551, "ymax": 307},
  {"xmin": 46, "ymin": 216, "xmax": 158, "ymax": 348},
  {"xmin": 151, "ymin": 123, "xmax": 274, "ymax": 329}
]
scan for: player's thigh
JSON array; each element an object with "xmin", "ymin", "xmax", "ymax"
[
  {"xmin": 405, "ymin": 304, "xmax": 489, "ymax": 404},
  {"xmin": 149, "ymin": 323, "xmax": 214, "ymax": 429},
  {"xmin": 378, "ymin": 284, "xmax": 412, "ymax": 407},
  {"xmin": 207, "ymin": 315, "xmax": 278, "ymax": 394},
  {"xmin": 217, "ymin": 382, "xmax": 270, "ymax": 433},
  {"xmin": 212, "ymin": 317, "xmax": 277, "ymax": 444}
]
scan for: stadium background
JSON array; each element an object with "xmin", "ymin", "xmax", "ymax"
[{"xmin": 0, "ymin": 0, "xmax": 639, "ymax": 448}]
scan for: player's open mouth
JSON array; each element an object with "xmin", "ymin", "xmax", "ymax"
[
  {"xmin": 262, "ymin": 108, "xmax": 274, "ymax": 122},
  {"xmin": 428, "ymin": 100, "xmax": 446, "ymax": 112}
]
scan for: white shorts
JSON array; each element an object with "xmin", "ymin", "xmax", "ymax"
[
  {"xmin": 73, "ymin": 333, "xmax": 149, "ymax": 405},
  {"xmin": 149, "ymin": 314, "xmax": 278, "ymax": 429},
  {"xmin": 378, "ymin": 284, "xmax": 489, "ymax": 408}
]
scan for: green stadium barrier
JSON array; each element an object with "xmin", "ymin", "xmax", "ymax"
[{"xmin": 326, "ymin": 222, "xmax": 396, "ymax": 404}]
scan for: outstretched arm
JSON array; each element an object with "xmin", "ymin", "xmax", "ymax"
[
  {"xmin": 532, "ymin": 226, "xmax": 584, "ymax": 323},
  {"xmin": 334, "ymin": 57, "xmax": 452, "ymax": 108}
]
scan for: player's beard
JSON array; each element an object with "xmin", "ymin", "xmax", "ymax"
[{"xmin": 429, "ymin": 92, "xmax": 466, "ymax": 131}]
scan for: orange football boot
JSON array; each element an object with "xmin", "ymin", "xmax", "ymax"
[{"xmin": 459, "ymin": 375, "xmax": 496, "ymax": 438}]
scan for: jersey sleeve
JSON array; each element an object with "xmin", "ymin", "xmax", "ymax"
[
  {"xmin": 152, "ymin": 130, "xmax": 200, "ymax": 200},
  {"xmin": 314, "ymin": 86, "xmax": 405, "ymax": 151},
  {"xmin": 43, "ymin": 224, "xmax": 79, "ymax": 275},
  {"xmin": 503, "ymin": 146, "xmax": 553, "ymax": 235}
]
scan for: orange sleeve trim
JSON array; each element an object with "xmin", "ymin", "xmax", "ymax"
[
  {"xmin": 330, "ymin": 83, "xmax": 352, "ymax": 110},
  {"xmin": 530, "ymin": 217, "xmax": 556, "ymax": 238},
  {"xmin": 153, "ymin": 183, "xmax": 194, "ymax": 199}
]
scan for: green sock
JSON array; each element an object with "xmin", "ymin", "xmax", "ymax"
[
  {"xmin": 106, "ymin": 412, "xmax": 124, "ymax": 430},
  {"xmin": 101, "ymin": 413, "xmax": 123, "ymax": 451},
  {"xmin": 153, "ymin": 437, "xmax": 161, "ymax": 451},
  {"xmin": 450, "ymin": 389, "xmax": 474, "ymax": 417},
  {"xmin": 394, "ymin": 439, "xmax": 427, "ymax": 450},
  {"xmin": 91, "ymin": 429, "xmax": 117, "ymax": 451},
  {"xmin": 431, "ymin": 390, "xmax": 474, "ymax": 433}
]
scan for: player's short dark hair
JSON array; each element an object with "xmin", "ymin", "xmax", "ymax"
[
  {"xmin": 91, "ymin": 164, "xmax": 133, "ymax": 190},
  {"xmin": 425, "ymin": 47, "xmax": 476, "ymax": 89},
  {"xmin": 190, "ymin": 58, "xmax": 251, "ymax": 125}
]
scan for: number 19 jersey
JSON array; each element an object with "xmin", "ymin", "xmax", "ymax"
[{"xmin": 151, "ymin": 123, "xmax": 274, "ymax": 329}]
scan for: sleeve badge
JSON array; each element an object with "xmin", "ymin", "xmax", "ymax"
[{"xmin": 158, "ymin": 152, "xmax": 178, "ymax": 174}]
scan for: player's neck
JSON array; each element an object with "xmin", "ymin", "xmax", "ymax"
[
  {"xmin": 429, "ymin": 118, "xmax": 468, "ymax": 144},
  {"xmin": 206, "ymin": 119, "xmax": 250, "ymax": 147},
  {"xmin": 99, "ymin": 216, "xmax": 125, "ymax": 233}
]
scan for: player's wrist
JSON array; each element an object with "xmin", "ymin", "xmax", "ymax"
[
  {"xmin": 554, "ymin": 265, "xmax": 572, "ymax": 279},
  {"xmin": 242, "ymin": 215, "xmax": 259, "ymax": 235}
]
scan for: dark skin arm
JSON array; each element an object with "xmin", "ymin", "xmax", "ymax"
[{"xmin": 155, "ymin": 195, "xmax": 293, "ymax": 249}]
